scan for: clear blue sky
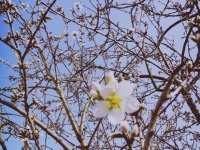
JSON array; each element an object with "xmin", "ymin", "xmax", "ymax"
[{"xmin": 1, "ymin": 0, "xmax": 199, "ymax": 149}]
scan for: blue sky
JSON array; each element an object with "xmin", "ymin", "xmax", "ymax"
[{"xmin": 0, "ymin": 0, "xmax": 199, "ymax": 149}]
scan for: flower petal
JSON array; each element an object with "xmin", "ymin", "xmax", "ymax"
[
  {"xmin": 93, "ymin": 101, "xmax": 109, "ymax": 118},
  {"xmin": 117, "ymin": 81, "xmax": 135, "ymax": 98},
  {"xmin": 107, "ymin": 72, "xmax": 119, "ymax": 91},
  {"xmin": 100, "ymin": 85, "xmax": 115, "ymax": 99},
  {"xmin": 107, "ymin": 109, "xmax": 124, "ymax": 124},
  {"xmin": 122, "ymin": 97, "xmax": 140, "ymax": 113}
]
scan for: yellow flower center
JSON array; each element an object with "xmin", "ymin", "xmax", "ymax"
[{"xmin": 106, "ymin": 93, "xmax": 122, "ymax": 110}]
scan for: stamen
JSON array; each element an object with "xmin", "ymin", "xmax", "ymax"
[{"xmin": 106, "ymin": 93, "xmax": 122, "ymax": 110}]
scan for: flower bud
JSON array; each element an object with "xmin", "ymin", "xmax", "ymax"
[
  {"xmin": 129, "ymin": 28, "xmax": 135, "ymax": 33},
  {"xmin": 139, "ymin": 103, "xmax": 146, "ymax": 110},
  {"xmin": 186, "ymin": 60, "xmax": 193, "ymax": 74},
  {"xmin": 20, "ymin": 137, "xmax": 29, "ymax": 142},
  {"xmin": 189, "ymin": 36, "xmax": 197, "ymax": 43},
  {"xmin": 90, "ymin": 90, "xmax": 98, "ymax": 98},
  {"xmin": 118, "ymin": 76, "xmax": 124, "ymax": 82},
  {"xmin": 110, "ymin": 132, "xmax": 124, "ymax": 139},
  {"xmin": 196, "ymin": 15, "xmax": 200, "ymax": 24},
  {"xmin": 196, "ymin": 34, "xmax": 200, "ymax": 46},
  {"xmin": 131, "ymin": 124, "xmax": 139, "ymax": 138},
  {"xmin": 3, "ymin": 19, "xmax": 9, "ymax": 24},
  {"xmin": 187, "ymin": 21, "xmax": 196, "ymax": 26},
  {"xmin": 120, "ymin": 121, "xmax": 130, "ymax": 133},
  {"xmin": 186, "ymin": 60, "xmax": 193, "ymax": 67}
]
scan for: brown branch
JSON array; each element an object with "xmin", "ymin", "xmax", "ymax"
[
  {"xmin": 181, "ymin": 87, "xmax": 200, "ymax": 123},
  {"xmin": 22, "ymin": 0, "xmax": 57, "ymax": 60},
  {"xmin": 0, "ymin": 98, "xmax": 70, "ymax": 150},
  {"xmin": 0, "ymin": 124, "xmax": 7, "ymax": 150},
  {"xmin": 143, "ymin": 63, "xmax": 183, "ymax": 150},
  {"xmin": 172, "ymin": 67, "xmax": 200, "ymax": 123}
]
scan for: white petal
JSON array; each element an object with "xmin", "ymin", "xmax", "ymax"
[
  {"xmin": 93, "ymin": 101, "xmax": 109, "ymax": 118},
  {"xmin": 117, "ymin": 81, "xmax": 135, "ymax": 98},
  {"xmin": 100, "ymin": 85, "xmax": 115, "ymax": 99},
  {"xmin": 122, "ymin": 97, "xmax": 140, "ymax": 113},
  {"xmin": 107, "ymin": 109, "xmax": 124, "ymax": 124},
  {"xmin": 92, "ymin": 82, "xmax": 102, "ymax": 91},
  {"xmin": 107, "ymin": 72, "xmax": 119, "ymax": 91}
]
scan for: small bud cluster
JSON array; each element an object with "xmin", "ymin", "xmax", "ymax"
[
  {"xmin": 17, "ymin": 127, "xmax": 42, "ymax": 142},
  {"xmin": 111, "ymin": 121, "xmax": 139, "ymax": 144},
  {"xmin": 188, "ymin": 15, "xmax": 200, "ymax": 46}
]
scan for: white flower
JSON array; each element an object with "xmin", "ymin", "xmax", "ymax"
[
  {"xmin": 71, "ymin": 31, "xmax": 78, "ymax": 38},
  {"xmin": 91, "ymin": 72, "xmax": 140, "ymax": 124},
  {"xmin": 120, "ymin": 121, "xmax": 130, "ymax": 133},
  {"xmin": 74, "ymin": 2, "xmax": 83, "ymax": 10}
]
